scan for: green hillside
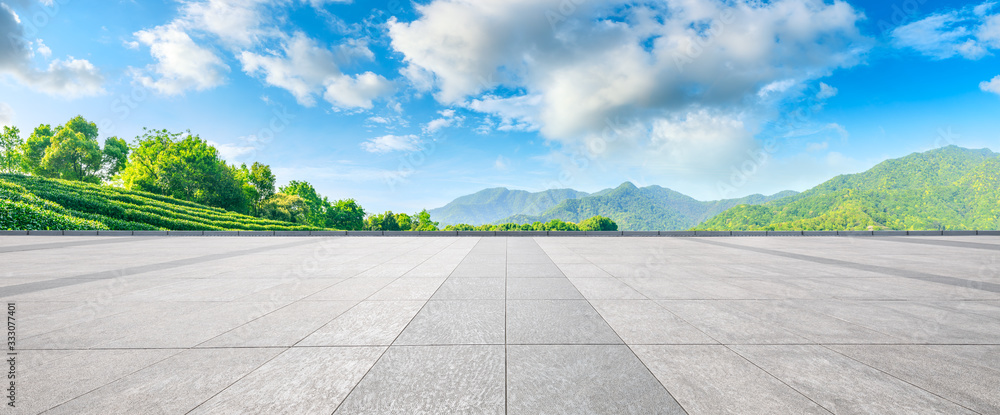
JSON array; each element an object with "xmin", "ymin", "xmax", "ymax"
[
  {"xmin": 500, "ymin": 182, "xmax": 797, "ymax": 231},
  {"xmin": 696, "ymin": 146, "xmax": 1000, "ymax": 231},
  {"xmin": 428, "ymin": 187, "xmax": 589, "ymax": 225},
  {"xmin": 0, "ymin": 174, "xmax": 317, "ymax": 231}
]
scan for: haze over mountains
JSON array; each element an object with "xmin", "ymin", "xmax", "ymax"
[
  {"xmin": 429, "ymin": 183, "xmax": 797, "ymax": 231},
  {"xmin": 431, "ymin": 146, "xmax": 1000, "ymax": 231}
]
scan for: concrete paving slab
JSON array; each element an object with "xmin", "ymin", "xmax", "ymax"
[
  {"xmin": 506, "ymin": 278, "xmax": 584, "ymax": 300},
  {"xmin": 567, "ymin": 277, "xmax": 646, "ymax": 299},
  {"xmin": 334, "ymin": 345, "xmax": 505, "ymax": 415},
  {"xmin": 191, "ymin": 346, "xmax": 385, "ymax": 414},
  {"xmin": 394, "ymin": 300, "xmax": 505, "ymax": 345},
  {"xmin": 591, "ymin": 300, "xmax": 716, "ymax": 344},
  {"xmin": 633, "ymin": 345, "xmax": 830, "ymax": 414},
  {"xmin": 507, "ymin": 345, "xmax": 685, "ymax": 414},
  {"xmin": 299, "ymin": 300, "xmax": 424, "ymax": 346},
  {"xmin": 732, "ymin": 345, "xmax": 978, "ymax": 414},
  {"xmin": 199, "ymin": 300, "xmax": 358, "ymax": 347},
  {"xmin": 45, "ymin": 348, "xmax": 283, "ymax": 415},
  {"xmin": 506, "ymin": 300, "xmax": 622, "ymax": 344},
  {"xmin": 431, "ymin": 278, "xmax": 505, "ymax": 300}
]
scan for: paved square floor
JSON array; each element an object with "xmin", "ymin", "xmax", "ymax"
[{"xmin": 1, "ymin": 235, "xmax": 999, "ymax": 414}]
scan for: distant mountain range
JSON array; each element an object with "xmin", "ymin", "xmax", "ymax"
[
  {"xmin": 429, "ymin": 182, "xmax": 797, "ymax": 231},
  {"xmin": 430, "ymin": 146, "xmax": 1000, "ymax": 231},
  {"xmin": 697, "ymin": 145, "xmax": 1000, "ymax": 231}
]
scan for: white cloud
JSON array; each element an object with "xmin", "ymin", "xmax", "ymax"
[
  {"xmin": 981, "ymin": 75, "xmax": 1000, "ymax": 95},
  {"xmin": 892, "ymin": 2, "xmax": 1000, "ymax": 60},
  {"xmin": 360, "ymin": 134, "xmax": 421, "ymax": 153},
  {"xmin": 390, "ymin": 0, "xmax": 869, "ymax": 163},
  {"xmin": 323, "ymin": 72, "xmax": 395, "ymax": 109},
  {"xmin": 179, "ymin": 0, "xmax": 278, "ymax": 48},
  {"xmin": 495, "ymin": 155, "xmax": 509, "ymax": 170},
  {"xmin": 208, "ymin": 140, "xmax": 256, "ymax": 161},
  {"xmin": 131, "ymin": 23, "xmax": 229, "ymax": 95},
  {"xmin": 0, "ymin": 4, "xmax": 105, "ymax": 97},
  {"xmin": 806, "ymin": 141, "xmax": 829, "ymax": 152},
  {"xmin": 423, "ymin": 108, "xmax": 463, "ymax": 134},
  {"xmin": 817, "ymin": 82, "xmax": 838, "ymax": 99},
  {"xmin": 0, "ymin": 103, "xmax": 12, "ymax": 126}
]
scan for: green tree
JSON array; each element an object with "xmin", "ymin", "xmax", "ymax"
[
  {"xmin": 396, "ymin": 213, "xmax": 413, "ymax": 231},
  {"xmin": 364, "ymin": 211, "xmax": 400, "ymax": 231},
  {"xmin": 259, "ymin": 193, "xmax": 310, "ymax": 223},
  {"xmin": 21, "ymin": 124, "xmax": 54, "ymax": 175},
  {"xmin": 0, "ymin": 126, "xmax": 23, "ymax": 173},
  {"xmin": 101, "ymin": 136, "xmax": 129, "ymax": 178},
  {"xmin": 119, "ymin": 129, "xmax": 251, "ymax": 213},
  {"xmin": 279, "ymin": 180, "xmax": 326, "ymax": 226},
  {"xmin": 326, "ymin": 199, "xmax": 365, "ymax": 230},
  {"xmin": 412, "ymin": 209, "xmax": 439, "ymax": 231},
  {"xmin": 41, "ymin": 126, "xmax": 103, "ymax": 182},
  {"xmin": 579, "ymin": 216, "xmax": 618, "ymax": 231}
]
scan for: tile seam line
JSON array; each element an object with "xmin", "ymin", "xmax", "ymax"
[
  {"xmin": 0, "ymin": 236, "xmax": 162, "ymax": 254},
  {"xmin": 567, "ymin": 238, "xmax": 827, "ymax": 413},
  {"xmin": 684, "ymin": 238, "xmax": 1000, "ymax": 294},
  {"xmin": 328, "ymin": 236, "xmax": 473, "ymax": 415},
  {"xmin": 0, "ymin": 238, "xmax": 329, "ymax": 297},
  {"xmin": 819, "ymin": 344, "xmax": 985, "ymax": 414},
  {"xmin": 37, "ymin": 347, "xmax": 188, "ymax": 413},
  {"xmin": 540, "ymin": 237, "xmax": 691, "ymax": 415},
  {"xmin": 184, "ymin": 346, "xmax": 291, "ymax": 415}
]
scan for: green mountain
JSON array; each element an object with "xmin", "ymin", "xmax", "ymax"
[
  {"xmin": 498, "ymin": 182, "xmax": 797, "ymax": 231},
  {"xmin": 1, "ymin": 174, "xmax": 316, "ymax": 231},
  {"xmin": 428, "ymin": 187, "xmax": 589, "ymax": 225},
  {"xmin": 696, "ymin": 146, "xmax": 1000, "ymax": 231}
]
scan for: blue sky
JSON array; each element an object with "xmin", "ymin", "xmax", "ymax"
[{"xmin": 1, "ymin": 0, "xmax": 999, "ymax": 213}]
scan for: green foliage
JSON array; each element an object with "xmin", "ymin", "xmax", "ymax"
[
  {"xmin": 442, "ymin": 216, "xmax": 617, "ymax": 232},
  {"xmin": 326, "ymin": 199, "xmax": 365, "ymax": 230},
  {"xmin": 258, "ymin": 193, "xmax": 310, "ymax": 224},
  {"xmin": 42, "ymin": 125, "xmax": 103, "ymax": 182},
  {"xmin": 279, "ymin": 180, "xmax": 327, "ymax": 226},
  {"xmin": 696, "ymin": 146, "xmax": 1000, "ymax": 231},
  {"xmin": 579, "ymin": 215, "xmax": 618, "ymax": 231},
  {"xmin": 364, "ymin": 211, "xmax": 401, "ymax": 231},
  {"xmin": 412, "ymin": 209, "xmax": 439, "ymax": 231},
  {"xmin": 0, "ymin": 174, "xmax": 318, "ymax": 231},
  {"xmin": 21, "ymin": 124, "xmax": 54, "ymax": 175},
  {"xmin": 0, "ymin": 126, "xmax": 23, "ymax": 174},
  {"xmin": 101, "ymin": 136, "xmax": 129, "ymax": 178},
  {"xmin": 119, "ymin": 129, "xmax": 251, "ymax": 213}
]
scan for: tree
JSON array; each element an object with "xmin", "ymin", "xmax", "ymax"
[
  {"xmin": 19, "ymin": 117, "xmax": 128, "ymax": 183},
  {"xmin": 101, "ymin": 136, "xmax": 129, "ymax": 179},
  {"xmin": 412, "ymin": 209, "xmax": 439, "ymax": 231},
  {"xmin": 0, "ymin": 126, "xmax": 23, "ymax": 173},
  {"xmin": 396, "ymin": 213, "xmax": 413, "ymax": 231},
  {"xmin": 41, "ymin": 126, "xmax": 103, "ymax": 182},
  {"xmin": 119, "ymin": 128, "xmax": 252, "ymax": 213},
  {"xmin": 259, "ymin": 193, "xmax": 310, "ymax": 223},
  {"xmin": 579, "ymin": 216, "xmax": 618, "ymax": 231},
  {"xmin": 236, "ymin": 162, "xmax": 276, "ymax": 215},
  {"xmin": 279, "ymin": 181, "xmax": 326, "ymax": 226},
  {"xmin": 364, "ymin": 211, "xmax": 400, "ymax": 231},
  {"xmin": 326, "ymin": 199, "xmax": 365, "ymax": 230}
]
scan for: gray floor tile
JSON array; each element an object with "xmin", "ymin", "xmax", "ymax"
[
  {"xmin": 506, "ymin": 300, "xmax": 622, "ymax": 344},
  {"xmin": 507, "ymin": 345, "xmax": 684, "ymax": 414},
  {"xmin": 45, "ymin": 348, "xmax": 282, "ymax": 415},
  {"xmin": 190, "ymin": 346, "xmax": 385, "ymax": 414},
  {"xmin": 334, "ymin": 345, "xmax": 504, "ymax": 415},
  {"xmin": 633, "ymin": 345, "xmax": 830, "ymax": 414},
  {"xmin": 506, "ymin": 263, "xmax": 565, "ymax": 278},
  {"xmin": 431, "ymin": 278, "xmax": 505, "ymax": 300},
  {"xmin": 506, "ymin": 277, "xmax": 584, "ymax": 300},
  {"xmin": 733, "ymin": 345, "xmax": 978, "ymax": 414},
  {"xmin": 394, "ymin": 300, "xmax": 505, "ymax": 345},
  {"xmin": 590, "ymin": 300, "xmax": 717, "ymax": 344},
  {"xmin": 299, "ymin": 301, "xmax": 425, "ymax": 346}
]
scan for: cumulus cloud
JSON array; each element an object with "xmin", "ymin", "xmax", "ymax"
[
  {"xmin": 892, "ymin": 2, "xmax": 1000, "ymax": 60},
  {"xmin": 981, "ymin": 75, "xmax": 1000, "ymax": 95},
  {"xmin": 360, "ymin": 134, "xmax": 421, "ymax": 153},
  {"xmin": 128, "ymin": 0, "xmax": 390, "ymax": 106},
  {"xmin": 0, "ymin": 3, "xmax": 104, "ymax": 97},
  {"xmin": 131, "ymin": 23, "xmax": 230, "ymax": 95},
  {"xmin": 423, "ymin": 108, "xmax": 463, "ymax": 134},
  {"xmin": 390, "ymin": 0, "xmax": 869, "ymax": 154}
]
